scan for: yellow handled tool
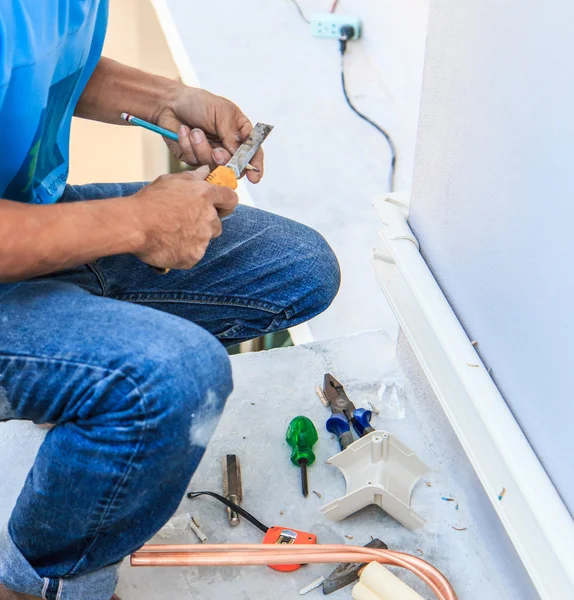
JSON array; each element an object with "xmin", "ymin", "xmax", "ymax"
[
  {"xmin": 206, "ymin": 122, "xmax": 274, "ymax": 190},
  {"xmin": 155, "ymin": 122, "xmax": 274, "ymax": 274}
]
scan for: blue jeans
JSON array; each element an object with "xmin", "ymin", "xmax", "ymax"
[{"xmin": 0, "ymin": 182, "xmax": 340, "ymax": 600}]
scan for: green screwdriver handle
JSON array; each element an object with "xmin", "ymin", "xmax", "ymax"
[{"xmin": 286, "ymin": 416, "xmax": 318, "ymax": 466}]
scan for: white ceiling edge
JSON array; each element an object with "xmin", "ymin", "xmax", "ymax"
[{"xmin": 371, "ymin": 194, "xmax": 574, "ymax": 599}]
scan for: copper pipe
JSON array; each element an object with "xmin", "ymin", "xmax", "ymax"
[
  {"xmin": 132, "ymin": 544, "xmax": 444, "ymax": 586},
  {"xmin": 132, "ymin": 551, "xmax": 441, "ymax": 598},
  {"xmin": 133, "ymin": 543, "xmax": 437, "ymax": 580},
  {"xmin": 131, "ymin": 544, "xmax": 457, "ymax": 600}
]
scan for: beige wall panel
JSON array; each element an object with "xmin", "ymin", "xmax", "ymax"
[{"xmin": 68, "ymin": 0, "xmax": 178, "ymax": 185}]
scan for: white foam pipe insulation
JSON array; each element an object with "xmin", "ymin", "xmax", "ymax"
[{"xmin": 352, "ymin": 562, "xmax": 424, "ymax": 600}]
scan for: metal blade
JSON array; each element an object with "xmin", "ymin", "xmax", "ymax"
[
  {"xmin": 322, "ymin": 538, "xmax": 388, "ymax": 595},
  {"xmin": 226, "ymin": 123, "xmax": 273, "ymax": 177},
  {"xmin": 222, "ymin": 454, "xmax": 242, "ymax": 499},
  {"xmin": 323, "ymin": 373, "xmax": 356, "ymax": 414}
]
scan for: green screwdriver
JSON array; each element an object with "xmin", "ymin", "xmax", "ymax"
[{"xmin": 286, "ymin": 416, "xmax": 318, "ymax": 497}]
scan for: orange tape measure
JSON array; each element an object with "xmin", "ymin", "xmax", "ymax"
[
  {"xmin": 262, "ymin": 526, "xmax": 317, "ymax": 572},
  {"xmin": 188, "ymin": 491, "xmax": 316, "ymax": 573}
]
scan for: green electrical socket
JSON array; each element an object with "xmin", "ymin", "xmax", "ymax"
[{"xmin": 309, "ymin": 13, "xmax": 362, "ymax": 40}]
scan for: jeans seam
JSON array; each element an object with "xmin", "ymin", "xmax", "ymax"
[
  {"xmin": 216, "ymin": 323, "xmax": 245, "ymax": 339},
  {"xmin": 261, "ymin": 312, "xmax": 291, "ymax": 334},
  {"xmin": 86, "ymin": 262, "xmax": 107, "ymax": 297},
  {"xmin": 114, "ymin": 292, "xmax": 286, "ymax": 314},
  {"xmin": 215, "ymin": 307, "xmax": 292, "ymax": 342},
  {"xmin": 0, "ymin": 352, "xmax": 131, "ymax": 379}
]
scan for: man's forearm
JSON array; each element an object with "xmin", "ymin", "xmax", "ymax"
[
  {"xmin": 0, "ymin": 198, "xmax": 144, "ymax": 282},
  {"xmin": 74, "ymin": 57, "xmax": 182, "ymax": 125}
]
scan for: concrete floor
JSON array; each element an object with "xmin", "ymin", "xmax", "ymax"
[{"xmin": 0, "ymin": 331, "xmax": 530, "ymax": 599}]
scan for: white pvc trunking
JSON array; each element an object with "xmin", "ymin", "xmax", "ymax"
[{"xmin": 371, "ymin": 193, "xmax": 574, "ymax": 599}]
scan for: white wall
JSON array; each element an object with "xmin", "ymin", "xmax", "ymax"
[
  {"xmin": 342, "ymin": 0, "xmax": 429, "ymax": 186},
  {"xmin": 409, "ymin": 0, "xmax": 574, "ymax": 513}
]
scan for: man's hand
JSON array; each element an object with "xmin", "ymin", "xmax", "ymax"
[
  {"xmin": 75, "ymin": 59, "xmax": 265, "ymax": 183},
  {"xmin": 153, "ymin": 87, "xmax": 264, "ymax": 184},
  {"xmin": 0, "ymin": 167, "xmax": 238, "ymax": 282},
  {"xmin": 131, "ymin": 166, "xmax": 238, "ymax": 270}
]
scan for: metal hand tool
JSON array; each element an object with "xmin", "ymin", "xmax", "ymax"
[
  {"xmin": 286, "ymin": 416, "xmax": 318, "ymax": 497},
  {"xmin": 322, "ymin": 538, "xmax": 388, "ymax": 594},
  {"xmin": 322, "ymin": 373, "xmax": 374, "ymax": 451},
  {"xmin": 222, "ymin": 454, "xmax": 242, "ymax": 527},
  {"xmin": 149, "ymin": 121, "xmax": 273, "ymax": 274},
  {"xmin": 206, "ymin": 122, "xmax": 273, "ymax": 189}
]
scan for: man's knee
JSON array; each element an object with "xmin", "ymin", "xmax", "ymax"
[
  {"xmin": 143, "ymin": 324, "xmax": 232, "ymax": 448},
  {"xmin": 126, "ymin": 324, "xmax": 232, "ymax": 509},
  {"xmin": 99, "ymin": 318, "xmax": 232, "ymax": 464},
  {"xmin": 288, "ymin": 224, "xmax": 341, "ymax": 319},
  {"xmin": 310, "ymin": 229, "xmax": 341, "ymax": 310}
]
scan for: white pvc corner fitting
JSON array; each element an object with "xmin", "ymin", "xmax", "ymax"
[{"xmin": 320, "ymin": 431, "xmax": 430, "ymax": 530}]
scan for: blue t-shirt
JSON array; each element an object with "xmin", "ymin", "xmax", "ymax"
[{"xmin": 0, "ymin": 0, "xmax": 108, "ymax": 204}]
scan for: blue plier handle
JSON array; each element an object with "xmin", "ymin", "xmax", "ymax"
[
  {"xmin": 352, "ymin": 407, "xmax": 375, "ymax": 437},
  {"xmin": 323, "ymin": 374, "xmax": 374, "ymax": 450}
]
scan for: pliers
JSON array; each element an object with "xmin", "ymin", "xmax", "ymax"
[{"xmin": 322, "ymin": 373, "xmax": 374, "ymax": 451}]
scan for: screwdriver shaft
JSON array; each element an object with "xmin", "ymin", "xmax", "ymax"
[{"xmin": 300, "ymin": 460, "xmax": 308, "ymax": 497}]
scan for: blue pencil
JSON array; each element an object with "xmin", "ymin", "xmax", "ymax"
[{"xmin": 121, "ymin": 112, "xmax": 179, "ymax": 141}]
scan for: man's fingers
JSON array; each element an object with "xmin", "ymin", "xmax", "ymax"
[
  {"xmin": 220, "ymin": 126, "xmax": 246, "ymax": 156},
  {"xmin": 209, "ymin": 108, "xmax": 266, "ymax": 184},
  {"xmin": 176, "ymin": 126, "xmax": 199, "ymax": 166},
  {"xmin": 181, "ymin": 165, "xmax": 210, "ymax": 181},
  {"xmin": 211, "ymin": 184, "xmax": 238, "ymax": 218},
  {"xmin": 178, "ymin": 168, "xmax": 238, "ymax": 212},
  {"xmin": 189, "ymin": 128, "xmax": 217, "ymax": 168},
  {"xmin": 212, "ymin": 147, "xmax": 231, "ymax": 166},
  {"xmin": 246, "ymin": 148, "xmax": 264, "ymax": 183},
  {"xmin": 212, "ymin": 186, "xmax": 239, "ymax": 213},
  {"xmin": 219, "ymin": 111, "xmax": 251, "ymax": 156},
  {"xmin": 211, "ymin": 212, "xmax": 223, "ymax": 238}
]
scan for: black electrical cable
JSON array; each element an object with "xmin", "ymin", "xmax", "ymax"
[
  {"xmin": 187, "ymin": 491, "xmax": 269, "ymax": 533},
  {"xmin": 284, "ymin": 12, "xmax": 397, "ymax": 191},
  {"xmin": 288, "ymin": 0, "xmax": 310, "ymax": 23},
  {"xmin": 339, "ymin": 29, "xmax": 397, "ymax": 193}
]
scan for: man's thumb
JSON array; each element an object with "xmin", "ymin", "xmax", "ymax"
[{"xmin": 185, "ymin": 165, "xmax": 211, "ymax": 181}]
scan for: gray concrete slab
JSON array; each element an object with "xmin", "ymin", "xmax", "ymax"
[{"xmin": 0, "ymin": 331, "xmax": 530, "ymax": 598}]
